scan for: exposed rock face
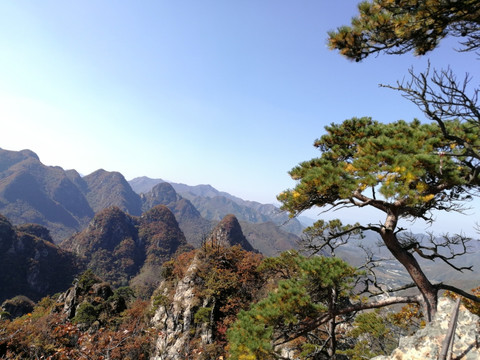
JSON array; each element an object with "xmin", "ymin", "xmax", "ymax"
[
  {"xmin": 373, "ymin": 297, "xmax": 480, "ymax": 360},
  {"xmin": 150, "ymin": 244, "xmax": 264, "ymax": 359},
  {"xmin": 207, "ymin": 214, "xmax": 255, "ymax": 252},
  {"xmin": 151, "ymin": 256, "xmax": 209, "ymax": 360},
  {"xmin": 56, "ymin": 270, "xmax": 127, "ymax": 330}
]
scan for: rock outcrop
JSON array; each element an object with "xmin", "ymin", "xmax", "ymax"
[
  {"xmin": 1, "ymin": 295, "xmax": 35, "ymax": 319},
  {"xmin": 56, "ymin": 270, "xmax": 128, "ymax": 330},
  {"xmin": 151, "ymin": 255, "xmax": 208, "ymax": 360},
  {"xmin": 207, "ymin": 214, "xmax": 256, "ymax": 252},
  {"xmin": 150, "ymin": 242, "xmax": 264, "ymax": 359},
  {"xmin": 373, "ymin": 297, "xmax": 480, "ymax": 360}
]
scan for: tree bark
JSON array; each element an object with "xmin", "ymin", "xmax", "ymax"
[
  {"xmin": 381, "ymin": 212, "xmax": 438, "ymax": 321},
  {"xmin": 327, "ymin": 288, "xmax": 337, "ymax": 359}
]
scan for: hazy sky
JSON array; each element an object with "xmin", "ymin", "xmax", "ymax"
[{"xmin": 1, "ymin": 1, "xmax": 479, "ymax": 234}]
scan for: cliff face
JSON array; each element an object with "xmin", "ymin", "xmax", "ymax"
[
  {"xmin": 151, "ymin": 255, "xmax": 206, "ymax": 360},
  {"xmin": 150, "ymin": 244, "xmax": 264, "ymax": 359},
  {"xmin": 373, "ymin": 297, "xmax": 480, "ymax": 360}
]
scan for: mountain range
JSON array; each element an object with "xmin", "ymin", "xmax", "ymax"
[
  {"xmin": 2, "ymin": 147, "xmax": 477, "ymax": 306},
  {"xmin": 129, "ymin": 176, "xmax": 304, "ymax": 235},
  {"xmin": 0, "ymin": 148, "xmax": 302, "ymax": 251},
  {"xmin": 0, "ymin": 147, "xmax": 302, "ymax": 302}
]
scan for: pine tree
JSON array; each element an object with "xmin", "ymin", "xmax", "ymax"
[
  {"xmin": 328, "ymin": 0, "xmax": 480, "ymax": 186},
  {"xmin": 227, "ymin": 254, "xmax": 357, "ymax": 359},
  {"xmin": 278, "ymin": 117, "xmax": 480, "ymax": 321},
  {"xmin": 328, "ymin": 0, "xmax": 480, "ymax": 61}
]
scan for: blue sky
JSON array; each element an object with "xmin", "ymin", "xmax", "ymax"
[{"xmin": 0, "ymin": 1, "xmax": 479, "ymax": 234}]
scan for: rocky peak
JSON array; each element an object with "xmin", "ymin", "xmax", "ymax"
[
  {"xmin": 140, "ymin": 185, "xmax": 211, "ymax": 248},
  {"xmin": 56, "ymin": 270, "xmax": 127, "ymax": 328},
  {"xmin": 138, "ymin": 205, "xmax": 188, "ymax": 260},
  {"xmin": 207, "ymin": 214, "xmax": 255, "ymax": 252},
  {"xmin": 140, "ymin": 204, "xmax": 179, "ymax": 225}
]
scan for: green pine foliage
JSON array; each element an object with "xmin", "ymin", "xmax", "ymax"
[
  {"xmin": 279, "ymin": 118, "xmax": 473, "ymax": 218},
  {"xmin": 227, "ymin": 253, "xmax": 357, "ymax": 359},
  {"xmin": 339, "ymin": 310, "xmax": 398, "ymax": 359},
  {"xmin": 277, "ymin": 117, "xmax": 480, "ymax": 321},
  {"xmin": 328, "ymin": 0, "xmax": 480, "ymax": 60}
]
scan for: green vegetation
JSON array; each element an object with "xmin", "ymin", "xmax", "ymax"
[
  {"xmin": 278, "ymin": 117, "xmax": 480, "ymax": 321},
  {"xmin": 328, "ymin": 0, "xmax": 480, "ymax": 187},
  {"xmin": 228, "ymin": 253, "xmax": 357, "ymax": 359},
  {"xmin": 73, "ymin": 302, "xmax": 98, "ymax": 325},
  {"xmin": 0, "ymin": 277, "xmax": 154, "ymax": 359},
  {"xmin": 77, "ymin": 269, "xmax": 100, "ymax": 291},
  {"xmin": 328, "ymin": 0, "xmax": 480, "ymax": 60},
  {"xmin": 339, "ymin": 310, "xmax": 397, "ymax": 359},
  {"xmin": 2, "ymin": 2, "xmax": 480, "ymax": 358},
  {"xmin": 194, "ymin": 307, "xmax": 212, "ymax": 325}
]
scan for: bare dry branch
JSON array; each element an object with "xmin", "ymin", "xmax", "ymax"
[{"xmin": 399, "ymin": 232, "xmax": 474, "ymax": 272}]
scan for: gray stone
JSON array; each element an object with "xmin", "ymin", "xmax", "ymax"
[{"xmin": 372, "ymin": 297, "xmax": 480, "ymax": 360}]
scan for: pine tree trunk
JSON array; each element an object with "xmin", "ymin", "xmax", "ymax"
[
  {"xmin": 381, "ymin": 213, "xmax": 438, "ymax": 321},
  {"xmin": 327, "ymin": 288, "xmax": 337, "ymax": 358}
]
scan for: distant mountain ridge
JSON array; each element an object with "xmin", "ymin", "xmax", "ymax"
[
  {"xmin": 0, "ymin": 149, "xmax": 301, "ymax": 254},
  {"xmin": 129, "ymin": 176, "xmax": 304, "ymax": 236},
  {"xmin": 0, "ymin": 148, "xmax": 143, "ymax": 242}
]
